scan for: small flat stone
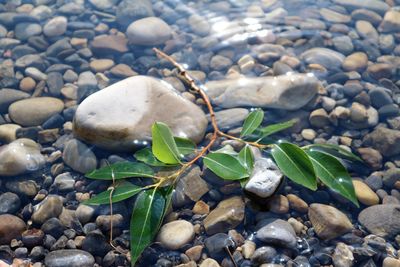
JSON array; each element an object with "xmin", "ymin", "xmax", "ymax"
[
  {"xmin": 157, "ymin": 220, "xmax": 195, "ymax": 250},
  {"xmin": 126, "ymin": 17, "xmax": 172, "ymax": 46},
  {"xmin": 44, "ymin": 249, "xmax": 94, "ymax": 267},
  {"xmin": 31, "ymin": 195, "xmax": 63, "ymax": 225},
  {"xmin": 353, "ymin": 180, "xmax": 379, "ymax": 206},
  {"xmin": 256, "ymin": 219, "xmax": 297, "ymax": 249},
  {"xmin": 358, "ymin": 204, "xmax": 400, "ymax": 238}
]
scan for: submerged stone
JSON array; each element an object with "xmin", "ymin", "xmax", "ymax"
[
  {"xmin": 205, "ymin": 73, "xmax": 320, "ymax": 110},
  {"xmin": 358, "ymin": 205, "xmax": 400, "ymax": 238},
  {"xmin": 73, "ymin": 76, "xmax": 207, "ymax": 151}
]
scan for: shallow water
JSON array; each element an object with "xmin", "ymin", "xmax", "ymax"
[{"xmin": 0, "ymin": 0, "xmax": 400, "ymax": 266}]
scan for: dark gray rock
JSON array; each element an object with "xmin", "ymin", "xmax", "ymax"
[
  {"xmin": 358, "ymin": 205, "xmax": 400, "ymax": 238},
  {"xmin": 0, "ymin": 89, "xmax": 30, "ymax": 114},
  {"xmin": 256, "ymin": 219, "xmax": 297, "ymax": 249},
  {"xmin": 116, "ymin": 0, "xmax": 154, "ymax": 27},
  {"xmin": 0, "ymin": 192, "xmax": 21, "ymax": 215}
]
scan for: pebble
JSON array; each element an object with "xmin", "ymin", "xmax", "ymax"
[
  {"xmin": 0, "ymin": 214, "xmax": 26, "ymax": 245},
  {"xmin": 0, "ymin": 139, "xmax": 45, "ymax": 176},
  {"xmin": 0, "ymin": 124, "xmax": 21, "ymax": 143},
  {"xmin": 287, "ymin": 194, "xmax": 308, "ymax": 213},
  {"xmin": 43, "ymin": 16, "xmax": 67, "ymax": 37},
  {"xmin": 62, "ymin": 139, "xmax": 97, "ymax": 174},
  {"xmin": 358, "ymin": 204, "xmax": 400, "ymax": 238},
  {"xmin": 353, "ymin": 180, "xmax": 379, "ymax": 206},
  {"xmin": 44, "ymin": 249, "xmax": 94, "ymax": 267},
  {"xmin": 379, "ymin": 10, "xmax": 400, "ymax": 33},
  {"xmin": 199, "ymin": 258, "xmax": 220, "ymax": 267},
  {"xmin": 126, "ymin": 17, "xmax": 172, "ymax": 45},
  {"xmin": 245, "ymin": 158, "xmax": 283, "ymax": 198},
  {"xmin": 383, "ymin": 257, "xmax": 400, "ymax": 267},
  {"xmin": 256, "ymin": 219, "xmax": 297, "ymax": 249},
  {"xmin": 73, "ymin": 76, "xmax": 207, "ymax": 151},
  {"xmin": 8, "ymin": 97, "xmax": 64, "ymax": 127},
  {"xmin": 203, "ymin": 196, "xmax": 245, "ymax": 235},
  {"xmin": 342, "ymin": 52, "xmax": 368, "ymax": 71},
  {"xmin": 242, "ymin": 240, "xmax": 256, "ymax": 259},
  {"xmin": 31, "ymin": 195, "xmax": 63, "ymax": 225},
  {"xmin": 19, "ymin": 77, "xmax": 36, "ymax": 92},
  {"xmin": 0, "ymin": 89, "xmax": 30, "ymax": 114},
  {"xmin": 332, "ymin": 242, "xmax": 354, "ymax": 267},
  {"xmin": 364, "ymin": 128, "xmax": 400, "ymax": 157},
  {"xmin": 308, "ymin": 203, "xmax": 353, "ymax": 240},
  {"xmin": 301, "ymin": 48, "xmax": 345, "ymax": 69},
  {"xmin": 0, "ymin": 192, "xmax": 21, "ymax": 215},
  {"xmin": 89, "ymin": 59, "xmax": 115, "ymax": 72},
  {"xmin": 157, "ymin": 220, "xmax": 195, "ymax": 250}
]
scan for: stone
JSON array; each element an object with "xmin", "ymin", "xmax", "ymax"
[
  {"xmin": 15, "ymin": 23, "xmax": 42, "ymax": 41},
  {"xmin": 287, "ymin": 194, "xmax": 308, "ymax": 213},
  {"xmin": 44, "ymin": 249, "xmax": 94, "ymax": 267},
  {"xmin": 110, "ymin": 64, "xmax": 137, "ymax": 78},
  {"xmin": 0, "ymin": 139, "xmax": 45, "ymax": 176},
  {"xmin": 256, "ymin": 219, "xmax": 297, "ymax": 249},
  {"xmin": 333, "ymin": 0, "xmax": 389, "ymax": 15},
  {"xmin": 383, "ymin": 168, "xmax": 400, "ymax": 187},
  {"xmin": 31, "ymin": 195, "xmax": 63, "ymax": 225},
  {"xmin": 383, "ymin": 257, "xmax": 400, "ymax": 267},
  {"xmin": 25, "ymin": 67, "xmax": 47, "ymax": 81},
  {"xmin": 47, "ymin": 72, "xmax": 64, "ymax": 96},
  {"xmin": 5, "ymin": 179, "xmax": 38, "ymax": 198},
  {"xmin": 379, "ymin": 10, "xmax": 400, "ymax": 33},
  {"xmin": 0, "ymin": 192, "xmax": 20, "ymax": 214},
  {"xmin": 353, "ymin": 180, "xmax": 379, "ymax": 206},
  {"xmin": 251, "ymin": 246, "xmax": 277, "ymax": 265},
  {"xmin": 342, "ymin": 52, "xmax": 368, "ymax": 71},
  {"xmin": 210, "ymin": 55, "xmax": 233, "ymax": 71},
  {"xmin": 320, "ymin": 8, "xmax": 351, "ymax": 23},
  {"xmin": 242, "ymin": 240, "xmax": 256, "ymax": 259},
  {"xmin": 245, "ymin": 158, "xmax": 283, "ymax": 198},
  {"xmin": 89, "ymin": 59, "xmax": 114, "ymax": 72},
  {"xmin": 356, "ymin": 20, "xmax": 379, "ymax": 41},
  {"xmin": 0, "ymin": 89, "xmax": 30, "ymax": 113},
  {"xmin": 333, "ymin": 242, "xmax": 354, "ymax": 267},
  {"xmin": 199, "ymin": 258, "xmax": 220, "ymax": 267},
  {"xmin": 0, "ymin": 124, "xmax": 20, "ymax": 143},
  {"xmin": 301, "ymin": 48, "xmax": 345, "ymax": 69},
  {"xmin": 363, "ymin": 127, "xmax": 400, "ymax": 157},
  {"xmin": 206, "ymin": 73, "xmax": 319, "ymax": 110},
  {"xmin": 358, "ymin": 147, "xmax": 382, "ymax": 170},
  {"xmin": 62, "ymin": 139, "xmax": 97, "ymax": 174},
  {"xmin": 126, "ymin": 17, "xmax": 172, "ymax": 46},
  {"xmin": 53, "ymin": 172, "xmax": 75, "ymax": 192},
  {"xmin": 20, "ymin": 77, "xmax": 36, "ymax": 92},
  {"xmin": 43, "ymin": 16, "xmax": 67, "ymax": 37},
  {"xmin": 351, "ymin": 9, "xmax": 382, "ymax": 26},
  {"xmin": 188, "ymin": 14, "xmax": 210, "ymax": 36},
  {"xmin": 116, "ymin": 0, "xmax": 154, "ymax": 27},
  {"xmin": 157, "ymin": 220, "xmax": 195, "ymax": 250},
  {"xmin": 358, "ymin": 205, "xmax": 400, "ymax": 238},
  {"xmin": 212, "ymin": 108, "xmax": 248, "ymax": 129},
  {"xmin": 89, "ymin": 0, "xmax": 119, "ymax": 10},
  {"xmin": 185, "ymin": 245, "xmax": 203, "ymax": 261},
  {"xmin": 369, "ymin": 88, "xmax": 393, "ymax": 108},
  {"xmin": 175, "ymin": 166, "xmax": 209, "ymax": 203},
  {"xmin": 0, "ymin": 214, "xmax": 26, "ymax": 245},
  {"xmin": 203, "ymin": 196, "xmax": 245, "ymax": 235},
  {"xmin": 267, "ymin": 195, "xmax": 289, "ymax": 214},
  {"xmin": 73, "ymin": 76, "xmax": 207, "ymax": 151},
  {"xmin": 367, "ymin": 63, "xmax": 393, "ymax": 80},
  {"xmin": 350, "ymin": 102, "xmax": 368, "ymax": 122},
  {"xmin": 8, "ymin": 97, "xmax": 64, "ymax": 127},
  {"xmin": 90, "ymin": 35, "xmax": 128, "ymax": 54},
  {"xmin": 308, "ymin": 203, "xmax": 353, "ymax": 240}
]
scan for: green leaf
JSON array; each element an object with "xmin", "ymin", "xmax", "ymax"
[
  {"xmin": 134, "ymin": 148, "xmax": 175, "ymax": 167},
  {"xmin": 152, "ymin": 122, "xmax": 181, "ymax": 164},
  {"xmin": 203, "ymin": 152, "xmax": 249, "ymax": 180},
  {"xmin": 256, "ymin": 119, "xmax": 296, "ymax": 140},
  {"xmin": 239, "ymin": 178, "xmax": 249, "ymax": 188},
  {"xmin": 174, "ymin": 137, "xmax": 196, "ymax": 156},
  {"xmin": 238, "ymin": 145, "xmax": 254, "ymax": 173},
  {"xmin": 85, "ymin": 162, "xmax": 154, "ymax": 180},
  {"xmin": 271, "ymin": 142, "xmax": 317, "ymax": 190},
  {"xmin": 241, "ymin": 110, "xmax": 264, "ymax": 137},
  {"xmin": 305, "ymin": 150, "xmax": 359, "ymax": 207},
  {"xmin": 130, "ymin": 188, "xmax": 167, "ymax": 266},
  {"xmin": 304, "ymin": 143, "xmax": 363, "ymax": 162},
  {"xmin": 84, "ymin": 182, "xmax": 143, "ymax": 205}
]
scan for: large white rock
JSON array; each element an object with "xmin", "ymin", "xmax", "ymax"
[
  {"xmin": 73, "ymin": 76, "xmax": 208, "ymax": 151},
  {"xmin": 205, "ymin": 73, "xmax": 320, "ymax": 110},
  {"xmin": 126, "ymin": 17, "xmax": 172, "ymax": 45},
  {"xmin": 245, "ymin": 158, "xmax": 283, "ymax": 198},
  {"xmin": 0, "ymin": 139, "xmax": 45, "ymax": 176}
]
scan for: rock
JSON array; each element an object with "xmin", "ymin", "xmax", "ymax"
[
  {"xmin": 81, "ymin": 231, "xmax": 111, "ymax": 256},
  {"xmin": 251, "ymin": 246, "xmax": 277, "ymax": 265},
  {"xmin": 309, "ymin": 108, "xmax": 330, "ymax": 128},
  {"xmin": 8, "ymin": 97, "xmax": 64, "ymax": 127},
  {"xmin": 0, "ymin": 192, "xmax": 20, "ymax": 215},
  {"xmin": 206, "ymin": 73, "xmax": 319, "ymax": 110},
  {"xmin": 320, "ymin": 8, "xmax": 351, "ymax": 23},
  {"xmin": 383, "ymin": 168, "xmax": 400, "ymax": 187},
  {"xmin": 353, "ymin": 180, "xmax": 379, "ymax": 206},
  {"xmin": 301, "ymin": 48, "xmax": 345, "ymax": 69},
  {"xmin": 174, "ymin": 166, "xmax": 209, "ymax": 206},
  {"xmin": 203, "ymin": 196, "xmax": 245, "ymax": 235},
  {"xmin": 256, "ymin": 219, "xmax": 297, "ymax": 249},
  {"xmin": 62, "ymin": 139, "xmax": 97, "ymax": 174},
  {"xmin": 20, "ymin": 77, "xmax": 36, "ymax": 92},
  {"xmin": 199, "ymin": 258, "xmax": 220, "ymax": 267},
  {"xmin": 383, "ymin": 257, "xmax": 400, "ymax": 267},
  {"xmin": 116, "ymin": 0, "xmax": 154, "ymax": 27},
  {"xmin": 126, "ymin": 17, "xmax": 172, "ymax": 45},
  {"xmin": 96, "ymin": 214, "xmax": 124, "ymax": 232},
  {"xmin": 44, "ymin": 249, "xmax": 94, "ymax": 267},
  {"xmin": 53, "ymin": 172, "xmax": 75, "ymax": 191},
  {"xmin": 350, "ymin": 102, "xmax": 368, "ymax": 122},
  {"xmin": 185, "ymin": 245, "xmax": 203, "ymax": 261},
  {"xmin": 333, "ymin": 242, "xmax": 354, "ymax": 267},
  {"xmin": 89, "ymin": 59, "xmax": 114, "ymax": 72},
  {"xmin": 0, "ymin": 124, "xmax": 20, "ymax": 143},
  {"xmin": 267, "ymin": 195, "xmax": 289, "ymax": 214},
  {"xmin": 110, "ymin": 64, "xmax": 137, "ymax": 78},
  {"xmin": 287, "ymin": 194, "xmax": 308, "ymax": 213},
  {"xmin": 15, "ymin": 23, "xmax": 42, "ymax": 40},
  {"xmin": 0, "ymin": 89, "xmax": 30, "ymax": 113},
  {"xmin": 363, "ymin": 127, "xmax": 400, "ymax": 157},
  {"xmin": 73, "ymin": 76, "xmax": 207, "ymax": 151},
  {"xmin": 358, "ymin": 205, "xmax": 400, "ymax": 238},
  {"xmin": 333, "ymin": 0, "xmax": 389, "ymax": 15},
  {"xmin": 379, "ymin": 10, "xmax": 400, "ymax": 33},
  {"xmin": 89, "ymin": 0, "xmax": 119, "ymax": 10},
  {"xmin": 212, "ymin": 108, "xmax": 249, "ymax": 129},
  {"xmin": 369, "ymin": 88, "xmax": 393, "ymax": 108},
  {"xmin": 356, "ymin": 20, "xmax": 379, "ymax": 41},
  {"xmin": 90, "ymin": 35, "xmax": 128, "ymax": 54},
  {"xmin": 0, "ymin": 139, "xmax": 45, "ymax": 176},
  {"xmin": 31, "ymin": 195, "xmax": 63, "ymax": 225},
  {"xmin": 357, "ymin": 147, "xmax": 382, "ymax": 170},
  {"xmin": 204, "ymin": 233, "xmax": 234, "ymax": 256},
  {"xmin": 188, "ymin": 14, "xmax": 210, "ymax": 36},
  {"xmin": 47, "ymin": 72, "xmax": 64, "ymax": 96},
  {"xmin": 0, "ymin": 214, "xmax": 26, "ymax": 245},
  {"xmin": 5, "ymin": 179, "xmax": 38, "ymax": 198},
  {"xmin": 210, "ymin": 55, "xmax": 233, "ymax": 71},
  {"xmin": 43, "ymin": 16, "xmax": 67, "ymax": 37},
  {"xmin": 242, "ymin": 240, "xmax": 256, "ymax": 259},
  {"xmin": 157, "ymin": 220, "xmax": 195, "ymax": 250},
  {"xmin": 245, "ymin": 158, "xmax": 283, "ymax": 198},
  {"xmin": 342, "ymin": 52, "xmax": 368, "ymax": 71},
  {"xmin": 308, "ymin": 203, "xmax": 353, "ymax": 240}
]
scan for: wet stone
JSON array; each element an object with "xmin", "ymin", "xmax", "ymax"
[
  {"xmin": 0, "ymin": 214, "xmax": 26, "ymax": 245},
  {"xmin": 157, "ymin": 220, "xmax": 195, "ymax": 250},
  {"xmin": 256, "ymin": 219, "xmax": 297, "ymax": 249},
  {"xmin": 31, "ymin": 195, "xmax": 63, "ymax": 225},
  {"xmin": 44, "ymin": 249, "xmax": 95, "ymax": 267},
  {"xmin": 62, "ymin": 139, "xmax": 97, "ymax": 174},
  {"xmin": 0, "ymin": 192, "xmax": 21, "ymax": 215},
  {"xmin": 358, "ymin": 205, "xmax": 400, "ymax": 238}
]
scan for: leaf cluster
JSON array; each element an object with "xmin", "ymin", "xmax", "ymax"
[{"xmin": 85, "ymin": 111, "xmax": 362, "ymax": 266}]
